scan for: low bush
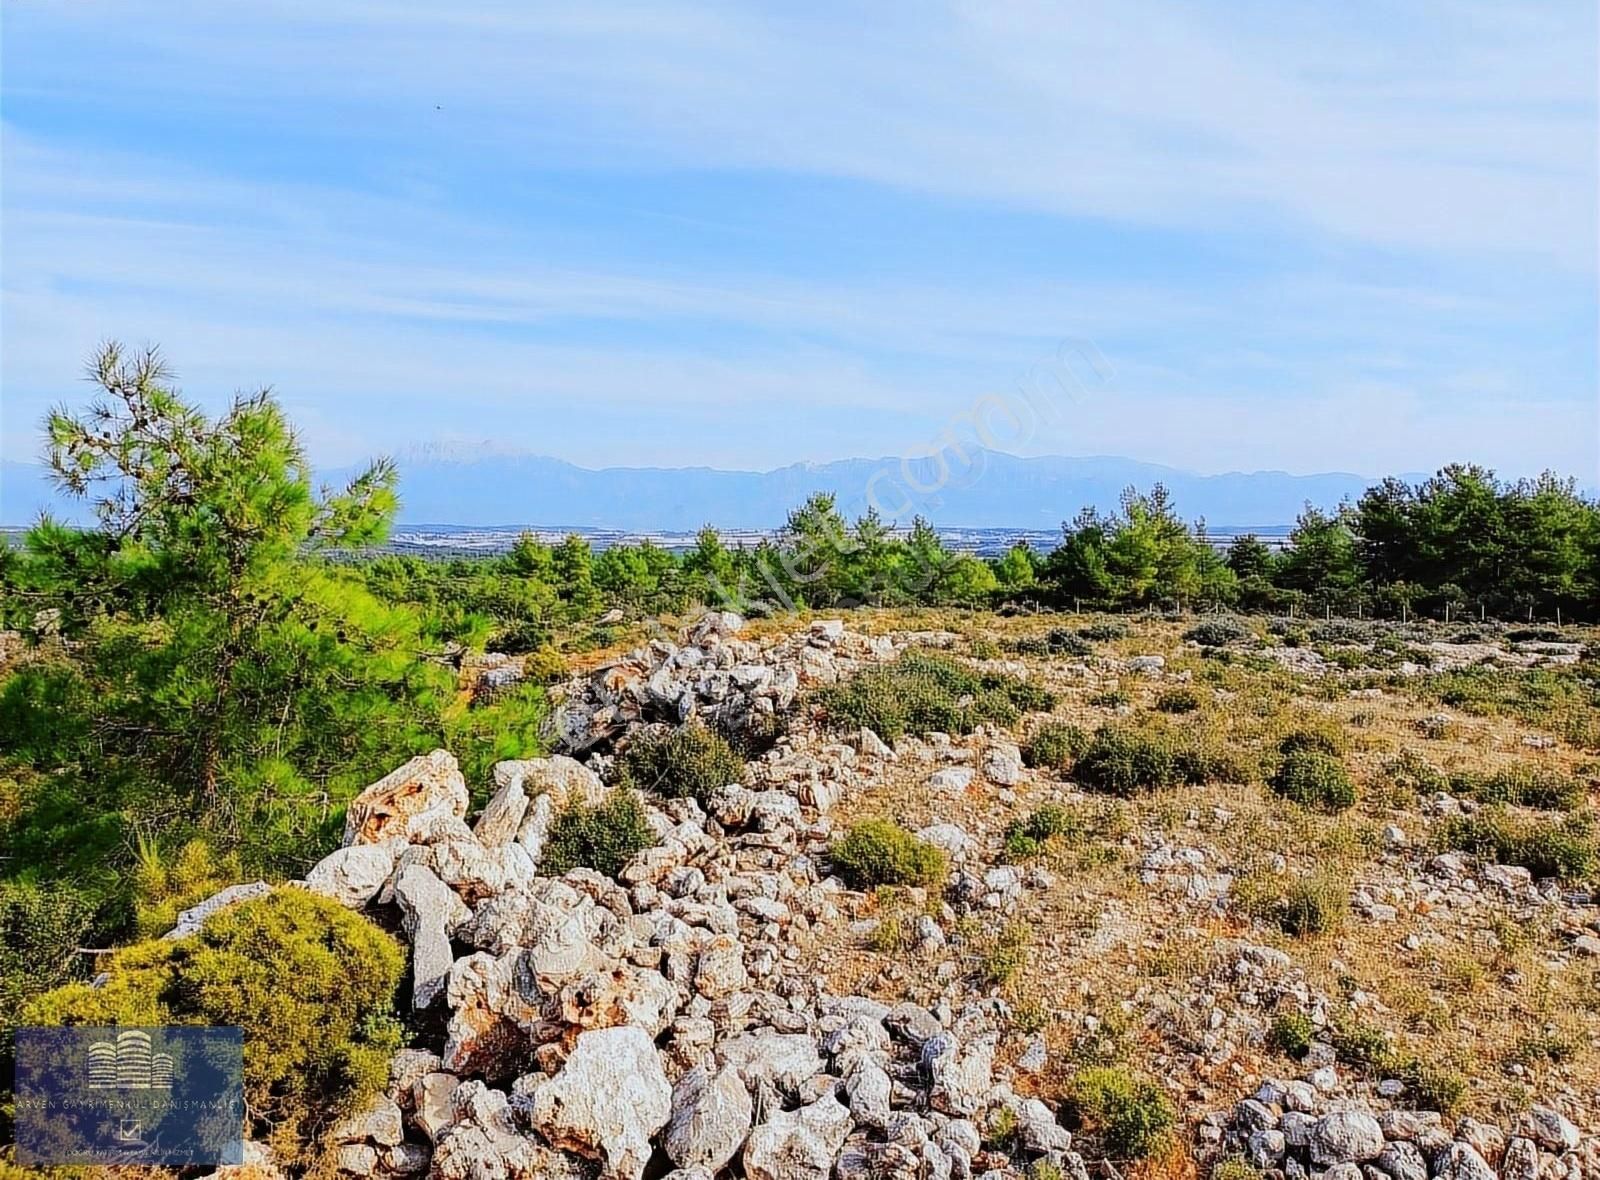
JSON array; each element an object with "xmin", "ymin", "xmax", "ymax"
[
  {"xmin": 1154, "ymin": 686, "xmax": 1202, "ymax": 714},
  {"xmin": 22, "ymin": 889, "xmax": 404, "ymax": 1165},
  {"xmin": 975, "ymin": 919, "xmax": 1032, "ymax": 987},
  {"xmin": 0, "ymin": 879, "xmax": 99, "ymax": 1050},
  {"xmin": 1276, "ymin": 874, "xmax": 1349, "ymax": 937},
  {"xmin": 1236, "ymin": 870, "xmax": 1348, "ymax": 938},
  {"xmin": 1089, "ymin": 687, "xmax": 1131, "ymax": 709},
  {"xmin": 1067, "ymin": 1066, "xmax": 1176, "ymax": 1160},
  {"xmin": 1074, "ymin": 726, "xmax": 1179, "ymax": 795},
  {"xmin": 1436, "ymin": 807, "xmax": 1595, "ymax": 881},
  {"xmin": 1276, "ymin": 727, "xmax": 1345, "ymax": 758},
  {"xmin": 1174, "ymin": 733, "xmax": 1258, "ymax": 786},
  {"xmin": 1002, "ymin": 804, "xmax": 1076, "ymax": 861},
  {"xmin": 1267, "ymin": 1011, "xmax": 1315, "ymax": 1059},
  {"xmin": 1022, "ymin": 722, "xmax": 1089, "ymax": 771},
  {"xmin": 131, "ymin": 835, "xmax": 242, "ymax": 939},
  {"xmin": 1271, "ymin": 750, "xmax": 1356, "ymax": 812},
  {"xmin": 831, "ymin": 819, "xmax": 948, "ymax": 890},
  {"xmin": 1010, "ymin": 628, "xmax": 1093, "ymax": 658},
  {"xmin": 1212, "ymin": 1159, "xmax": 1264, "ymax": 1180},
  {"xmin": 542, "ymin": 789, "xmax": 654, "ymax": 877},
  {"xmin": 1077, "ymin": 620, "xmax": 1129, "ymax": 642},
  {"xmin": 522, "ymin": 645, "xmax": 569, "ymax": 685},
  {"xmin": 818, "ymin": 651, "xmax": 1054, "ymax": 741},
  {"xmin": 1380, "ymin": 750, "xmax": 1448, "ymax": 800},
  {"xmin": 1457, "ymin": 765, "xmax": 1585, "ymax": 812},
  {"xmin": 1310, "ymin": 619, "xmax": 1374, "ymax": 646},
  {"xmin": 1184, "ymin": 618, "xmax": 1250, "ymax": 648},
  {"xmin": 614, "ymin": 724, "xmax": 744, "ymax": 805},
  {"xmin": 1328, "ymin": 1018, "xmax": 1465, "ymax": 1113}
]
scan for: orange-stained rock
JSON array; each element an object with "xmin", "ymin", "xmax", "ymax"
[{"xmin": 343, "ymin": 749, "xmax": 469, "ymax": 846}]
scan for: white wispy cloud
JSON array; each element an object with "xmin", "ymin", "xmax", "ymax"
[{"xmin": 1, "ymin": 2, "xmax": 1594, "ymax": 478}]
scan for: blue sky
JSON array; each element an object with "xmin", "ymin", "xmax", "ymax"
[{"xmin": 2, "ymin": 1, "xmax": 1596, "ymax": 481}]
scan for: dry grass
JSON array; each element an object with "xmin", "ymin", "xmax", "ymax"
[{"xmin": 802, "ymin": 610, "xmax": 1600, "ymax": 1130}]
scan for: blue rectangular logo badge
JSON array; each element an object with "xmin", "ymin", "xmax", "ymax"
[{"xmin": 14, "ymin": 1027, "xmax": 245, "ymax": 1166}]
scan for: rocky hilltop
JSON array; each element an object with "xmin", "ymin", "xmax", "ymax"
[{"xmin": 178, "ymin": 612, "xmax": 1598, "ymax": 1180}]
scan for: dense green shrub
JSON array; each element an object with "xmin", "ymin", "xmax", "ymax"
[
  {"xmin": 1154, "ymin": 686, "xmax": 1201, "ymax": 714},
  {"xmin": 1067, "ymin": 1066, "xmax": 1176, "ymax": 1159},
  {"xmin": 1074, "ymin": 726, "xmax": 1178, "ymax": 795},
  {"xmin": 1267, "ymin": 1011, "xmax": 1315, "ymax": 1059},
  {"xmin": 1002, "ymin": 804, "xmax": 1076, "ymax": 861},
  {"xmin": 1436, "ymin": 807, "xmax": 1595, "ymax": 881},
  {"xmin": 1022, "ymin": 722, "xmax": 1089, "ymax": 771},
  {"xmin": 1185, "ymin": 618, "xmax": 1250, "ymax": 647},
  {"xmin": 614, "ymin": 724, "xmax": 744, "ymax": 805},
  {"xmin": 817, "ymin": 651, "xmax": 1053, "ymax": 741},
  {"xmin": 130, "ymin": 836, "xmax": 243, "ymax": 939},
  {"xmin": 975, "ymin": 920, "xmax": 1032, "ymax": 987},
  {"xmin": 831, "ymin": 819, "xmax": 948, "ymax": 889},
  {"xmin": 1236, "ymin": 870, "xmax": 1348, "ymax": 938},
  {"xmin": 522, "ymin": 646, "xmax": 570, "ymax": 686},
  {"xmin": 22, "ymin": 889, "xmax": 403, "ymax": 1162},
  {"xmin": 1174, "ymin": 732, "xmax": 1258, "ymax": 786},
  {"xmin": 542, "ymin": 789, "xmax": 654, "ymax": 877},
  {"xmin": 1271, "ymin": 750, "xmax": 1356, "ymax": 812},
  {"xmin": 0, "ymin": 879, "xmax": 99, "ymax": 1049},
  {"xmin": 1212, "ymin": 1158, "xmax": 1264, "ymax": 1180}
]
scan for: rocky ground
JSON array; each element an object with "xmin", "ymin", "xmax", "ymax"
[{"xmin": 195, "ymin": 609, "xmax": 1597, "ymax": 1180}]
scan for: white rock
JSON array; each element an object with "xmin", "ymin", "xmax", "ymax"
[
  {"xmin": 1310, "ymin": 1111, "xmax": 1385, "ymax": 1165},
  {"xmin": 917, "ymin": 823, "xmax": 977, "ymax": 859},
  {"xmin": 1433, "ymin": 1142, "xmax": 1496, "ymax": 1180},
  {"xmin": 524, "ymin": 1026, "xmax": 672, "ymax": 1180},
  {"xmin": 981, "ymin": 741, "xmax": 1024, "ymax": 785},
  {"xmin": 473, "ymin": 779, "xmax": 528, "ymax": 848},
  {"xmin": 394, "ymin": 865, "xmax": 469, "ymax": 1008},
  {"xmin": 927, "ymin": 767, "xmax": 975, "ymax": 794},
  {"xmin": 743, "ymin": 1095, "xmax": 852, "ymax": 1180},
  {"xmin": 344, "ymin": 749, "xmax": 469, "ymax": 846},
  {"xmin": 665, "ymin": 1064, "xmax": 753, "ymax": 1171},
  {"xmin": 1522, "ymin": 1105, "xmax": 1581, "ymax": 1152},
  {"xmin": 305, "ymin": 844, "xmax": 398, "ymax": 907}
]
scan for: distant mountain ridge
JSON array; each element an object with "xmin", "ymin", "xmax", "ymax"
[{"xmin": 2, "ymin": 449, "xmax": 1415, "ymax": 531}]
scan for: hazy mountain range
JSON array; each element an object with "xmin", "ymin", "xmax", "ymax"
[{"xmin": 2, "ymin": 447, "xmax": 1418, "ymax": 532}]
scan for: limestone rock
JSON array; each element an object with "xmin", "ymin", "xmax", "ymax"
[
  {"xmin": 496, "ymin": 755, "xmax": 607, "ymax": 810},
  {"xmin": 1433, "ymin": 1142, "xmax": 1496, "ymax": 1180},
  {"xmin": 1310, "ymin": 1111, "xmax": 1385, "ymax": 1166},
  {"xmin": 304, "ymin": 844, "xmax": 397, "ymax": 907},
  {"xmin": 343, "ymin": 749, "xmax": 469, "ymax": 846},
  {"xmin": 1522, "ymin": 1105, "xmax": 1580, "ymax": 1152},
  {"xmin": 474, "ymin": 779, "xmax": 529, "ymax": 848},
  {"xmin": 716, "ymin": 1031, "xmax": 825, "ymax": 1098},
  {"xmin": 744, "ymin": 1095, "xmax": 853, "ymax": 1180},
  {"xmin": 524, "ymin": 1026, "xmax": 672, "ymax": 1180},
  {"xmin": 665, "ymin": 1064, "xmax": 753, "ymax": 1171},
  {"xmin": 981, "ymin": 741, "xmax": 1024, "ymax": 785},
  {"xmin": 394, "ymin": 864, "xmax": 469, "ymax": 1009}
]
